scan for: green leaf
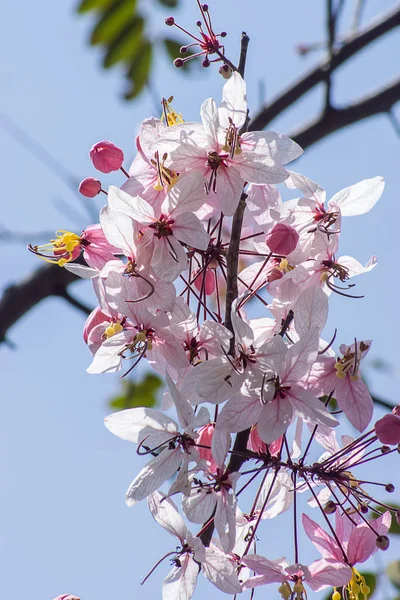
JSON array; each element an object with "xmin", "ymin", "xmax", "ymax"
[
  {"xmin": 102, "ymin": 15, "xmax": 145, "ymax": 68},
  {"xmin": 90, "ymin": 0, "xmax": 138, "ymax": 45},
  {"xmin": 387, "ymin": 561, "xmax": 400, "ymax": 590},
  {"xmin": 77, "ymin": 0, "xmax": 114, "ymax": 13},
  {"xmin": 124, "ymin": 39, "xmax": 153, "ymax": 99},
  {"xmin": 109, "ymin": 373, "xmax": 162, "ymax": 410},
  {"xmin": 155, "ymin": 0, "xmax": 179, "ymax": 7},
  {"xmin": 162, "ymin": 37, "xmax": 197, "ymax": 70}
]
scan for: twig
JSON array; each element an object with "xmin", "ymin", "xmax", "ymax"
[
  {"xmin": 290, "ymin": 77, "xmax": 400, "ymax": 149},
  {"xmin": 249, "ymin": 5, "xmax": 400, "ymax": 131},
  {"xmin": 352, "ymin": 0, "xmax": 367, "ymax": 32},
  {"xmin": 238, "ymin": 32, "xmax": 250, "ymax": 78}
]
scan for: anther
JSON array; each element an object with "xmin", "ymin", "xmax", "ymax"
[
  {"xmin": 165, "ymin": 17, "xmax": 175, "ymax": 26},
  {"xmin": 376, "ymin": 535, "xmax": 390, "ymax": 550}
]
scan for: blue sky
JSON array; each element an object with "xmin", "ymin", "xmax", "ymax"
[{"xmin": 1, "ymin": 1, "xmax": 400, "ymax": 599}]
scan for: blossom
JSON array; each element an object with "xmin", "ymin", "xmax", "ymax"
[
  {"xmin": 147, "ymin": 491, "xmax": 241, "ymax": 600},
  {"xmin": 308, "ymin": 340, "xmax": 374, "ymax": 431},
  {"xmin": 104, "ymin": 373, "xmax": 210, "ymax": 504},
  {"xmin": 153, "ymin": 72, "xmax": 302, "ymax": 216}
]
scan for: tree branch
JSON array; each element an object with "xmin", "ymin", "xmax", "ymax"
[
  {"xmin": 0, "ymin": 262, "xmax": 88, "ymax": 344},
  {"xmin": 249, "ymin": 4, "xmax": 400, "ymax": 131},
  {"xmin": 290, "ymin": 77, "xmax": 400, "ymax": 149}
]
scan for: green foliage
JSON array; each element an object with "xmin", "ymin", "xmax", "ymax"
[
  {"xmin": 323, "ymin": 572, "xmax": 377, "ymax": 600},
  {"xmin": 156, "ymin": 0, "xmax": 179, "ymax": 7},
  {"xmin": 125, "ymin": 40, "xmax": 153, "ymax": 99},
  {"xmin": 90, "ymin": 0, "xmax": 138, "ymax": 45},
  {"xmin": 163, "ymin": 37, "xmax": 196, "ymax": 71},
  {"xmin": 103, "ymin": 15, "xmax": 144, "ymax": 68},
  {"xmin": 387, "ymin": 561, "xmax": 400, "ymax": 591},
  {"xmin": 108, "ymin": 372, "xmax": 162, "ymax": 410},
  {"xmin": 77, "ymin": 0, "xmax": 194, "ymax": 101}
]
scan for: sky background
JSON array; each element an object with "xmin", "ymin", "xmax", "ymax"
[{"xmin": 1, "ymin": 0, "xmax": 400, "ymax": 599}]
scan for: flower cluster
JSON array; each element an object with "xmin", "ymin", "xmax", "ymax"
[{"xmin": 33, "ymin": 40, "xmax": 399, "ymax": 600}]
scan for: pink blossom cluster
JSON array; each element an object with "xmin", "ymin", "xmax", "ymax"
[{"xmin": 35, "ymin": 70, "xmax": 400, "ymax": 600}]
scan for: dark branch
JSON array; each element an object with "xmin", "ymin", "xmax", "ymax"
[
  {"xmin": 290, "ymin": 77, "xmax": 400, "ymax": 149},
  {"xmin": 0, "ymin": 262, "xmax": 88, "ymax": 344},
  {"xmin": 249, "ymin": 4, "xmax": 400, "ymax": 131}
]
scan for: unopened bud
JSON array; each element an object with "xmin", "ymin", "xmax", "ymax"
[
  {"xmin": 323, "ymin": 501, "xmax": 336, "ymax": 514},
  {"xmin": 174, "ymin": 58, "xmax": 184, "ymax": 68},
  {"xmin": 89, "ymin": 141, "xmax": 124, "ymax": 173},
  {"xmin": 266, "ymin": 223, "xmax": 299, "ymax": 255},
  {"xmin": 385, "ymin": 483, "xmax": 395, "ymax": 493},
  {"xmin": 165, "ymin": 16, "xmax": 175, "ymax": 26},
  {"xmin": 192, "ymin": 267, "xmax": 215, "ymax": 296},
  {"xmin": 79, "ymin": 177, "xmax": 101, "ymax": 197},
  {"xmin": 376, "ymin": 535, "xmax": 390, "ymax": 551}
]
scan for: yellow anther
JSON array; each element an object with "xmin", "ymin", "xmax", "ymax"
[
  {"xmin": 279, "ymin": 258, "xmax": 289, "ymax": 271},
  {"xmin": 135, "ymin": 331, "xmax": 147, "ymax": 343},
  {"xmin": 332, "ymin": 590, "xmax": 341, "ymax": 600},
  {"xmin": 30, "ymin": 230, "xmax": 81, "ymax": 267},
  {"xmin": 335, "ymin": 370, "xmax": 346, "ymax": 380},
  {"xmin": 161, "ymin": 96, "xmax": 184, "ymax": 126},
  {"xmin": 334, "ymin": 362, "xmax": 344, "ymax": 371},
  {"xmin": 350, "ymin": 373, "xmax": 361, "ymax": 381},
  {"xmin": 320, "ymin": 271, "xmax": 329, "ymax": 283},
  {"xmin": 278, "ymin": 582, "xmax": 292, "ymax": 600},
  {"xmin": 105, "ymin": 322, "xmax": 123, "ymax": 339},
  {"xmin": 153, "ymin": 183, "xmax": 164, "ymax": 191}
]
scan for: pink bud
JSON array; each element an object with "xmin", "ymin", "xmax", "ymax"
[
  {"xmin": 192, "ymin": 267, "xmax": 215, "ymax": 296},
  {"xmin": 79, "ymin": 177, "xmax": 101, "ymax": 197},
  {"xmin": 266, "ymin": 223, "xmax": 299, "ymax": 255},
  {"xmin": 247, "ymin": 426, "xmax": 266, "ymax": 454},
  {"xmin": 375, "ymin": 413, "xmax": 400, "ymax": 445},
  {"xmin": 89, "ymin": 141, "xmax": 124, "ymax": 173},
  {"xmin": 197, "ymin": 424, "xmax": 218, "ymax": 472}
]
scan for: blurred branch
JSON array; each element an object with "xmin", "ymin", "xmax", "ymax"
[
  {"xmin": 0, "ymin": 261, "xmax": 90, "ymax": 345},
  {"xmin": 372, "ymin": 395, "xmax": 396, "ymax": 411},
  {"xmin": 290, "ymin": 77, "xmax": 400, "ymax": 148},
  {"xmin": 249, "ymin": 4, "xmax": 400, "ymax": 131}
]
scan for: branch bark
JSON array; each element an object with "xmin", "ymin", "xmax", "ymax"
[
  {"xmin": 249, "ymin": 4, "xmax": 400, "ymax": 131},
  {"xmin": 0, "ymin": 263, "xmax": 89, "ymax": 344}
]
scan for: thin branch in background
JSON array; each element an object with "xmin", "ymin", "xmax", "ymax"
[
  {"xmin": 0, "ymin": 114, "xmax": 97, "ymax": 222},
  {"xmin": 387, "ymin": 109, "xmax": 400, "ymax": 138},
  {"xmin": 249, "ymin": 4, "xmax": 400, "ymax": 131},
  {"xmin": 59, "ymin": 290, "xmax": 92, "ymax": 316},
  {"xmin": 371, "ymin": 395, "xmax": 396, "ymax": 412},
  {"xmin": 0, "ymin": 226, "xmax": 55, "ymax": 244},
  {"xmin": 290, "ymin": 77, "xmax": 400, "ymax": 149},
  {"xmin": 352, "ymin": 0, "xmax": 368, "ymax": 32},
  {"xmin": 325, "ymin": 0, "xmax": 336, "ymax": 109}
]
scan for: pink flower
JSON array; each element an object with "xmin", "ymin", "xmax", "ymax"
[
  {"xmin": 375, "ymin": 410, "xmax": 400, "ymax": 445},
  {"xmin": 90, "ymin": 140, "xmax": 124, "ymax": 173},
  {"xmin": 79, "ymin": 177, "xmax": 101, "ymax": 197}
]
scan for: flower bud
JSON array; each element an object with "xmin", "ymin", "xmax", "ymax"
[
  {"xmin": 192, "ymin": 267, "xmax": 215, "ymax": 296},
  {"xmin": 165, "ymin": 16, "xmax": 175, "ymax": 26},
  {"xmin": 79, "ymin": 177, "xmax": 101, "ymax": 197},
  {"xmin": 266, "ymin": 223, "xmax": 299, "ymax": 255},
  {"xmin": 376, "ymin": 535, "xmax": 390, "ymax": 551},
  {"xmin": 89, "ymin": 141, "xmax": 124, "ymax": 173},
  {"xmin": 375, "ymin": 413, "xmax": 400, "ymax": 445}
]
